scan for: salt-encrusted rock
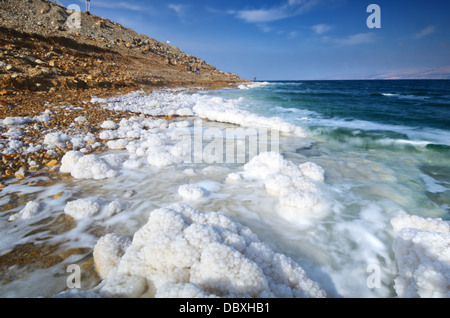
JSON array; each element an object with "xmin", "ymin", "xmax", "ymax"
[
  {"xmin": 60, "ymin": 151, "xmax": 121, "ymax": 180},
  {"xmin": 100, "ymin": 120, "xmax": 119, "ymax": 130},
  {"xmin": 8, "ymin": 201, "xmax": 40, "ymax": 221},
  {"xmin": 390, "ymin": 212, "xmax": 450, "ymax": 298},
  {"xmin": 178, "ymin": 184, "xmax": 207, "ymax": 201},
  {"xmin": 105, "ymin": 200, "xmax": 127, "ymax": 217},
  {"xmin": 93, "ymin": 233, "xmax": 132, "ymax": 279},
  {"xmin": 64, "ymin": 198, "xmax": 100, "ymax": 220},
  {"xmin": 99, "ymin": 130, "xmax": 118, "ymax": 140},
  {"xmin": 93, "ymin": 203, "xmax": 326, "ymax": 298},
  {"xmin": 43, "ymin": 132, "xmax": 70, "ymax": 149},
  {"xmin": 243, "ymin": 152, "xmax": 326, "ymax": 217}
]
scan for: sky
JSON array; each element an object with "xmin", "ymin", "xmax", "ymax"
[{"xmin": 58, "ymin": 0, "xmax": 450, "ymax": 80}]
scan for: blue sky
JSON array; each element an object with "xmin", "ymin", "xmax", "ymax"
[{"xmin": 59, "ymin": 0, "xmax": 450, "ymax": 80}]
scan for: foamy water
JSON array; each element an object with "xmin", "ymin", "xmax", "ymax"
[{"xmin": 0, "ymin": 81, "xmax": 449, "ymax": 298}]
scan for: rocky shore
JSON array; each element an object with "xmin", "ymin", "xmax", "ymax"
[{"xmin": 0, "ymin": 0, "xmax": 248, "ymax": 187}]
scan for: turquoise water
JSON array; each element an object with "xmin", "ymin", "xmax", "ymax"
[{"xmin": 214, "ymin": 80, "xmax": 450, "ymax": 219}]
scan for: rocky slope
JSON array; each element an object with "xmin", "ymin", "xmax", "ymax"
[{"xmin": 0, "ymin": 0, "xmax": 246, "ymax": 96}]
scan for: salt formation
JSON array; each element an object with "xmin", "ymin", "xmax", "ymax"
[
  {"xmin": 105, "ymin": 200, "xmax": 127, "ymax": 217},
  {"xmin": 390, "ymin": 212, "xmax": 450, "ymax": 298},
  {"xmin": 8, "ymin": 201, "xmax": 40, "ymax": 221},
  {"xmin": 1, "ymin": 116, "xmax": 33, "ymax": 127},
  {"xmin": 243, "ymin": 152, "xmax": 325, "ymax": 218},
  {"xmin": 100, "ymin": 120, "xmax": 119, "ymax": 130},
  {"xmin": 192, "ymin": 96, "xmax": 305, "ymax": 136},
  {"xmin": 91, "ymin": 89, "xmax": 305, "ymax": 137},
  {"xmin": 178, "ymin": 184, "xmax": 207, "ymax": 201},
  {"xmin": 43, "ymin": 132, "xmax": 71, "ymax": 149},
  {"xmin": 60, "ymin": 151, "xmax": 121, "ymax": 180},
  {"xmin": 93, "ymin": 203, "xmax": 326, "ymax": 298},
  {"xmin": 64, "ymin": 198, "xmax": 100, "ymax": 220}
]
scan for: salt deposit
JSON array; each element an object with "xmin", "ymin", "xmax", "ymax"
[
  {"xmin": 178, "ymin": 184, "xmax": 207, "ymax": 201},
  {"xmin": 1, "ymin": 116, "xmax": 33, "ymax": 127},
  {"xmin": 64, "ymin": 198, "xmax": 100, "ymax": 220},
  {"xmin": 60, "ymin": 151, "xmax": 121, "ymax": 180},
  {"xmin": 93, "ymin": 203, "xmax": 326, "ymax": 298},
  {"xmin": 43, "ymin": 132, "xmax": 70, "ymax": 149},
  {"xmin": 105, "ymin": 200, "xmax": 127, "ymax": 217},
  {"xmin": 107, "ymin": 139, "xmax": 128, "ymax": 150},
  {"xmin": 8, "ymin": 201, "xmax": 40, "ymax": 221},
  {"xmin": 99, "ymin": 130, "xmax": 118, "ymax": 140},
  {"xmin": 34, "ymin": 110, "xmax": 53, "ymax": 123},
  {"xmin": 100, "ymin": 120, "xmax": 119, "ymax": 130},
  {"xmin": 91, "ymin": 89, "xmax": 305, "ymax": 136},
  {"xmin": 390, "ymin": 212, "xmax": 450, "ymax": 298},
  {"xmin": 242, "ymin": 152, "xmax": 326, "ymax": 221}
]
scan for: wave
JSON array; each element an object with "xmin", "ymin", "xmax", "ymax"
[
  {"xmin": 238, "ymin": 81, "xmax": 271, "ymax": 90},
  {"xmin": 307, "ymin": 124, "xmax": 450, "ymax": 151},
  {"xmin": 91, "ymin": 89, "xmax": 306, "ymax": 137},
  {"xmin": 378, "ymin": 92, "xmax": 430, "ymax": 101},
  {"xmin": 276, "ymin": 90, "xmax": 355, "ymax": 98}
]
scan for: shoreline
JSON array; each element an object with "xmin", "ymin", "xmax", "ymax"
[{"xmin": 0, "ymin": 83, "xmax": 244, "ymax": 187}]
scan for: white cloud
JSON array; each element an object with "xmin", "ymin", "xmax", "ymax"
[
  {"xmin": 168, "ymin": 4, "xmax": 190, "ymax": 23},
  {"xmin": 168, "ymin": 4, "xmax": 187, "ymax": 15},
  {"xmin": 312, "ymin": 23, "xmax": 332, "ymax": 34},
  {"xmin": 234, "ymin": 0, "xmax": 321, "ymax": 23},
  {"xmin": 333, "ymin": 32, "xmax": 376, "ymax": 45},
  {"xmin": 415, "ymin": 25, "xmax": 436, "ymax": 39}
]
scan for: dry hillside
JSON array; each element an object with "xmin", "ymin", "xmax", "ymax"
[{"xmin": 0, "ymin": 0, "xmax": 248, "ymax": 183}]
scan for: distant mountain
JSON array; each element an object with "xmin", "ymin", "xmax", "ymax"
[{"xmin": 366, "ymin": 66, "xmax": 450, "ymax": 80}]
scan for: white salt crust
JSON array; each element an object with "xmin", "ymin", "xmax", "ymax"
[
  {"xmin": 390, "ymin": 212, "xmax": 450, "ymax": 298},
  {"xmin": 64, "ymin": 198, "xmax": 100, "ymax": 220},
  {"xmin": 92, "ymin": 203, "xmax": 326, "ymax": 298}
]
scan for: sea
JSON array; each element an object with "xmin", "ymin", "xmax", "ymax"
[{"xmin": 0, "ymin": 79, "xmax": 449, "ymax": 298}]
